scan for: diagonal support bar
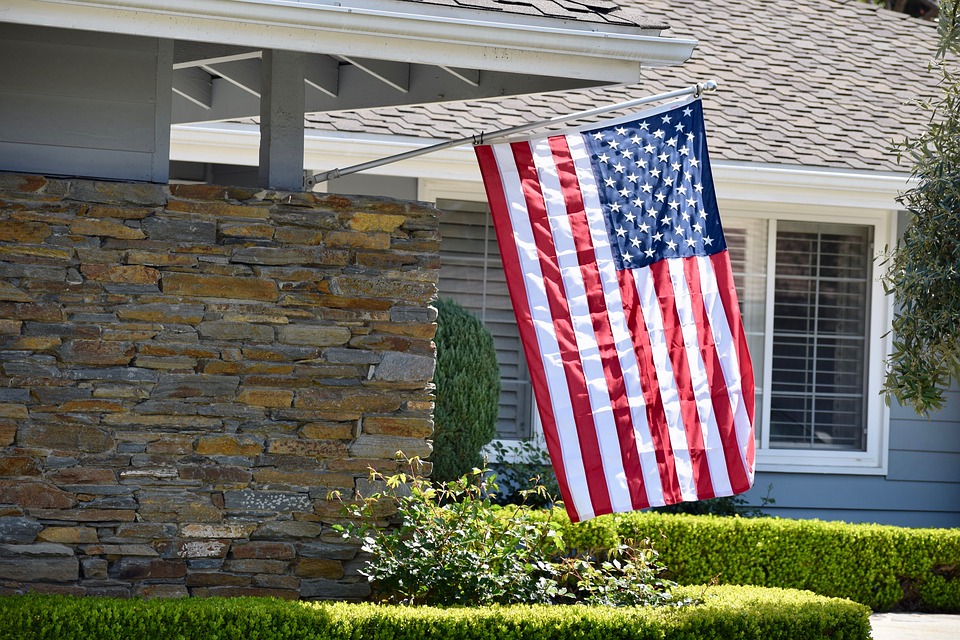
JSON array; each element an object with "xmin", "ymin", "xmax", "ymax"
[{"xmin": 304, "ymin": 80, "xmax": 718, "ymax": 189}]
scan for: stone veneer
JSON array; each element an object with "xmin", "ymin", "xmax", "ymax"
[{"xmin": 0, "ymin": 173, "xmax": 439, "ymax": 599}]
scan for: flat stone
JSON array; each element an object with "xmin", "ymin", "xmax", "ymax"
[
  {"xmin": 162, "ymin": 273, "xmax": 278, "ymax": 302},
  {"xmin": 67, "ymin": 180, "xmax": 166, "ymax": 206},
  {"xmin": 251, "ymin": 520, "xmax": 322, "ymax": 540},
  {"xmin": 223, "ymin": 490, "xmax": 312, "ymax": 512},
  {"xmin": 71, "ymin": 218, "xmax": 145, "ymax": 240},
  {"xmin": 0, "ymin": 517, "xmax": 43, "ymax": 543},
  {"xmin": 348, "ymin": 212, "xmax": 407, "ymax": 233},
  {"xmin": 277, "ymin": 325, "xmax": 351, "ymax": 347},
  {"xmin": 296, "ymin": 389, "xmax": 401, "ymax": 414},
  {"xmin": 117, "ymin": 304, "xmax": 205, "ymax": 325},
  {"xmin": 231, "ymin": 247, "xmax": 349, "ymax": 267},
  {"xmin": 63, "ymin": 367, "xmax": 158, "ymax": 382},
  {"xmin": 137, "ymin": 584, "xmax": 190, "ymax": 599},
  {"xmin": 0, "ymin": 220, "xmax": 51, "ymax": 243},
  {"xmin": 253, "ymin": 469, "xmax": 354, "ymax": 489},
  {"xmin": 374, "ymin": 351, "xmax": 435, "ymax": 383},
  {"xmin": 176, "ymin": 540, "xmax": 230, "ymax": 559},
  {"xmin": 166, "ymin": 198, "xmax": 270, "ymax": 220},
  {"xmin": 195, "ymin": 435, "xmax": 264, "ymax": 457},
  {"xmin": 37, "ymin": 526, "xmax": 99, "ymax": 544},
  {"xmin": 223, "ymin": 559, "xmax": 289, "ymax": 574},
  {"xmin": 0, "ymin": 282, "xmax": 33, "ymax": 302},
  {"xmin": 0, "ymin": 556, "xmax": 79, "ymax": 582},
  {"xmin": 236, "ymin": 388, "xmax": 294, "ymax": 408},
  {"xmin": 0, "ymin": 456, "xmax": 40, "ymax": 477},
  {"xmin": 18, "ymin": 424, "xmax": 113, "ymax": 453},
  {"xmin": 28, "ymin": 509, "xmax": 136, "ymax": 522},
  {"xmin": 362, "ymin": 416, "xmax": 434, "ymax": 438},
  {"xmin": 0, "ymin": 481, "xmax": 77, "ymax": 509},
  {"xmin": 141, "ymin": 216, "xmax": 217, "ymax": 243},
  {"xmin": 199, "ymin": 321, "xmax": 274, "ymax": 342},
  {"xmin": 80, "ymin": 264, "xmax": 159, "ymax": 284},
  {"xmin": 230, "ymin": 541, "xmax": 296, "ymax": 560},
  {"xmin": 152, "ymin": 374, "xmax": 240, "ymax": 399},
  {"xmin": 266, "ymin": 437, "xmax": 348, "ymax": 458},
  {"xmin": 81, "ymin": 557, "xmax": 108, "ymax": 580},
  {"xmin": 321, "ymin": 348, "xmax": 381, "ymax": 365},
  {"xmin": 110, "ymin": 558, "xmax": 187, "ymax": 580},
  {"xmin": 180, "ymin": 523, "xmax": 257, "ymax": 539},
  {"xmin": 294, "ymin": 558, "xmax": 344, "ymax": 579},
  {"xmin": 0, "ymin": 542, "xmax": 73, "ymax": 556},
  {"xmin": 349, "ymin": 435, "xmax": 432, "ymax": 460}
]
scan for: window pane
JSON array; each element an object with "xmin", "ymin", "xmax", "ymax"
[
  {"xmin": 769, "ymin": 221, "xmax": 871, "ymax": 450},
  {"xmin": 437, "ymin": 199, "xmax": 532, "ymax": 440}
]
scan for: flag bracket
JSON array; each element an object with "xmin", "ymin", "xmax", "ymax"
[{"xmin": 303, "ymin": 79, "xmax": 719, "ymax": 189}]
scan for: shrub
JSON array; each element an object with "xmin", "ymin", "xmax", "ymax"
[
  {"xmin": 431, "ymin": 298, "xmax": 500, "ymax": 483},
  {"xmin": 545, "ymin": 510, "xmax": 960, "ymax": 612},
  {"xmin": 332, "ymin": 460, "xmax": 681, "ymax": 608},
  {"xmin": 0, "ymin": 586, "xmax": 872, "ymax": 640}
]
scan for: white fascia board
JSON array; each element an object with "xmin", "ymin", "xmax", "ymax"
[
  {"xmin": 171, "ymin": 123, "xmax": 913, "ymax": 209},
  {"xmin": 1, "ymin": 0, "xmax": 697, "ymax": 83}
]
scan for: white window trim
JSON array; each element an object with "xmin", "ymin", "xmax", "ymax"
[
  {"xmin": 721, "ymin": 201, "xmax": 897, "ymax": 475},
  {"xmin": 421, "ymin": 177, "xmax": 899, "ymax": 477}
]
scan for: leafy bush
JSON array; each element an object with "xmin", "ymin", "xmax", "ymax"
[
  {"xmin": 431, "ymin": 298, "xmax": 500, "ymax": 483},
  {"xmin": 0, "ymin": 586, "xmax": 872, "ymax": 640},
  {"xmin": 332, "ymin": 460, "xmax": 681, "ymax": 608},
  {"xmin": 544, "ymin": 510, "xmax": 960, "ymax": 612}
]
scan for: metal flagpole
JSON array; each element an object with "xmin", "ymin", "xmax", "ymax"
[{"xmin": 303, "ymin": 80, "xmax": 718, "ymax": 189}]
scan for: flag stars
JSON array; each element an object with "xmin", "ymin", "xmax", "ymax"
[
  {"xmin": 654, "ymin": 192, "xmax": 666, "ymax": 203},
  {"xmin": 690, "ymin": 158, "xmax": 700, "ymax": 168},
  {"xmin": 663, "ymin": 176, "xmax": 674, "ymax": 187},
  {"xmin": 630, "ymin": 236, "xmax": 642, "ymax": 248},
  {"xmin": 686, "ymin": 237, "xmax": 698, "ymax": 247},
  {"xmin": 627, "ymin": 173, "xmax": 639, "ymax": 183},
  {"xmin": 667, "ymin": 240, "xmax": 678, "ymax": 251},
  {"xmin": 644, "ymin": 144, "xmax": 655, "ymax": 154},
  {"xmin": 658, "ymin": 152, "xmax": 670, "ymax": 163},
  {"xmin": 704, "ymin": 236, "xmax": 714, "ymax": 246},
  {"xmin": 695, "ymin": 183, "xmax": 704, "ymax": 193},
  {"xmin": 592, "ymin": 132, "xmax": 604, "ymax": 141},
  {"xmin": 660, "ymin": 214, "xmax": 672, "ymax": 226},
  {"xmin": 610, "ymin": 202, "xmax": 621, "ymax": 213},
  {"xmin": 613, "ymin": 162, "xmax": 625, "ymax": 173},
  {"xmin": 604, "ymin": 177, "xmax": 616, "ymax": 187},
  {"xmin": 598, "ymin": 153, "xmax": 610, "ymax": 164},
  {"xmin": 640, "ymin": 183, "xmax": 653, "ymax": 193},
  {"xmin": 683, "ymin": 106, "xmax": 693, "ymax": 117},
  {"xmin": 639, "ymin": 222, "xmax": 651, "ymax": 234},
  {"xmin": 677, "ymin": 185, "xmax": 687, "ymax": 195},
  {"xmin": 616, "ymin": 226, "xmax": 627, "ymax": 237},
  {"xmin": 630, "ymin": 134, "xmax": 642, "ymax": 145},
  {"xmin": 675, "ymin": 122, "xmax": 685, "ymax": 132},
  {"xmin": 667, "ymin": 137, "xmax": 678, "ymax": 148},
  {"xmin": 653, "ymin": 232, "xmax": 664, "ymax": 242},
  {"xmin": 631, "ymin": 197, "xmax": 644, "ymax": 207},
  {"xmin": 639, "ymin": 121, "xmax": 650, "ymax": 131},
  {"xmin": 668, "ymin": 200, "xmax": 680, "ymax": 210},
  {"xmin": 645, "ymin": 248, "xmax": 656, "ymax": 258},
  {"xmin": 654, "ymin": 129, "xmax": 665, "ymax": 139},
  {"xmin": 672, "ymin": 162, "xmax": 682, "ymax": 172},
  {"xmin": 679, "ymin": 147, "xmax": 690, "ymax": 157},
  {"xmin": 662, "ymin": 114, "xmax": 672, "ymax": 124},
  {"xmin": 615, "ymin": 126, "xmax": 628, "ymax": 136},
  {"xmin": 693, "ymin": 222, "xmax": 703, "ymax": 233},
  {"xmin": 624, "ymin": 211, "xmax": 636, "ymax": 223},
  {"xmin": 687, "ymin": 197, "xmax": 698, "ymax": 208}
]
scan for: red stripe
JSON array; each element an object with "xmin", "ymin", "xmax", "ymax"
[
  {"xmin": 510, "ymin": 141, "xmax": 613, "ymax": 517},
  {"xmin": 617, "ymin": 268, "xmax": 683, "ymax": 505},
  {"xmin": 710, "ymin": 251, "xmax": 756, "ymax": 469},
  {"xmin": 682, "ymin": 258, "xmax": 751, "ymax": 494},
  {"xmin": 649, "ymin": 260, "xmax": 715, "ymax": 500},
  {"xmin": 474, "ymin": 145, "xmax": 579, "ymax": 520},
  {"xmin": 549, "ymin": 136, "xmax": 649, "ymax": 511}
]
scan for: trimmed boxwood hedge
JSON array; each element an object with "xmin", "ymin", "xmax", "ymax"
[
  {"xmin": 548, "ymin": 511, "xmax": 960, "ymax": 613},
  {"xmin": 0, "ymin": 586, "xmax": 870, "ymax": 640}
]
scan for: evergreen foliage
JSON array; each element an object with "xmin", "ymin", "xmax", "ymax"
[
  {"xmin": 883, "ymin": 0, "xmax": 960, "ymax": 414},
  {"xmin": 431, "ymin": 298, "xmax": 500, "ymax": 482}
]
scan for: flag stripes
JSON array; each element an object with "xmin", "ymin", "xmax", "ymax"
[{"xmin": 475, "ymin": 99, "xmax": 755, "ymax": 522}]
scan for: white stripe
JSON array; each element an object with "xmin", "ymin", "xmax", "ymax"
[
  {"xmin": 529, "ymin": 138, "xmax": 632, "ymax": 514},
  {"xmin": 567, "ymin": 133, "xmax": 666, "ymax": 507},
  {"xmin": 697, "ymin": 255, "xmax": 755, "ymax": 482},
  {"xmin": 632, "ymin": 266, "xmax": 698, "ymax": 501},
  {"xmin": 666, "ymin": 258, "xmax": 733, "ymax": 497},
  {"xmin": 491, "ymin": 143, "xmax": 595, "ymax": 521}
]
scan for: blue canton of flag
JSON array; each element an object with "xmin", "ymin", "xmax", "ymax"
[{"xmin": 582, "ymin": 99, "xmax": 726, "ymax": 271}]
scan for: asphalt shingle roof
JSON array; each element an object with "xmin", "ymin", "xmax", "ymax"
[{"xmin": 305, "ymin": 0, "xmax": 942, "ymax": 173}]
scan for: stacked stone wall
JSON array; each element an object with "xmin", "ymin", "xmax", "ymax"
[{"xmin": 0, "ymin": 173, "xmax": 439, "ymax": 599}]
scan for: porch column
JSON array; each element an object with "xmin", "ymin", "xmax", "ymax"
[{"xmin": 259, "ymin": 49, "xmax": 306, "ymax": 191}]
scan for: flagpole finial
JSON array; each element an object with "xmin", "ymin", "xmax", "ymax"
[{"xmin": 696, "ymin": 79, "xmax": 719, "ymax": 97}]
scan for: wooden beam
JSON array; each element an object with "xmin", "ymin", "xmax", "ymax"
[
  {"xmin": 304, "ymin": 54, "xmax": 339, "ymax": 97},
  {"xmin": 340, "ymin": 56, "xmax": 409, "ymax": 93},
  {"xmin": 172, "ymin": 67, "xmax": 213, "ymax": 109},
  {"xmin": 173, "ymin": 42, "xmax": 259, "ymax": 67},
  {"xmin": 203, "ymin": 58, "xmax": 261, "ymax": 97},
  {"xmin": 440, "ymin": 66, "xmax": 480, "ymax": 87}
]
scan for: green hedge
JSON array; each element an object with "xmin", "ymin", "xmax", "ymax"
[
  {"xmin": 550, "ymin": 511, "xmax": 960, "ymax": 613},
  {"xmin": 0, "ymin": 586, "xmax": 870, "ymax": 640}
]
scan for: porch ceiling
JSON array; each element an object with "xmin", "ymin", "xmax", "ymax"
[{"xmin": 4, "ymin": 0, "xmax": 698, "ymax": 125}]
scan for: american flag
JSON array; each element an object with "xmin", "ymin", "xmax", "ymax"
[{"xmin": 475, "ymin": 98, "xmax": 755, "ymax": 522}]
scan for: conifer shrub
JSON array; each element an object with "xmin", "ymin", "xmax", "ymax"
[{"xmin": 431, "ymin": 298, "xmax": 500, "ymax": 483}]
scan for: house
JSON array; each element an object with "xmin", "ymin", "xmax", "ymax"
[
  {"xmin": 169, "ymin": 0, "xmax": 960, "ymax": 528},
  {"xmin": 0, "ymin": 0, "xmax": 697, "ymax": 597}
]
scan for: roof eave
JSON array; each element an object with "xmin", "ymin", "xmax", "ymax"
[{"xmin": 2, "ymin": 0, "xmax": 697, "ymax": 82}]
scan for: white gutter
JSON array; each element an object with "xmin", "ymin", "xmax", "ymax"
[
  {"xmin": 1, "ymin": 0, "xmax": 698, "ymax": 82},
  {"xmin": 170, "ymin": 123, "xmax": 912, "ymax": 210}
]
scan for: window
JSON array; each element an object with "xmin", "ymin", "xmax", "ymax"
[
  {"xmin": 437, "ymin": 199, "xmax": 533, "ymax": 441},
  {"xmin": 434, "ymin": 194, "xmax": 890, "ymax": 473}
]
